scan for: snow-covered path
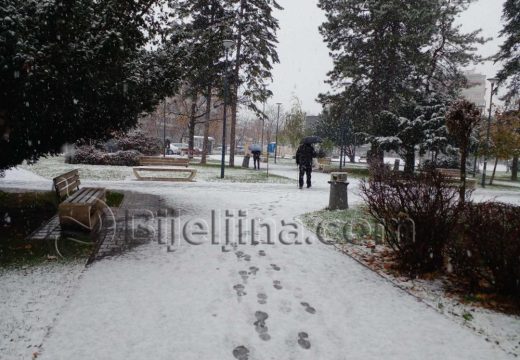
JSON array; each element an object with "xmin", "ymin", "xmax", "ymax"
[
  {"xmin": 1, "ymin": 163, "xmax": 518, "ymax": 359},
  {"xmin": 22, "ymin": 171, "xmax": 510, "ymax": 359}
]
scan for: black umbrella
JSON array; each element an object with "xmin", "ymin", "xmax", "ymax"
[{"xmin": 300, "ymin": 136, "xmax": 323, "ymax": 144}]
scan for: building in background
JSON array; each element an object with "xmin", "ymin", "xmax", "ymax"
[
  {"xmin": 461, "ymin": 70, "xmax": 486, "ymax": 109},
  {"xmin": 305, "ymin": 115, "xmax": 320, "ymax": 133}
]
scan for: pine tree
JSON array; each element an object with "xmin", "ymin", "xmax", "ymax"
[
  {"xmin": 175, "ymin": 0, "xmax": 232, "ymax": 162},
  {"xmin": 0, "ymin": 0, "xmax": 182, "ymax": 170},
  {"xmin": 318, "ymin": 0, "xmax": 485, "ymax": 166},
  {"xmin": 496, "ymin": 0, "xmax": 520, "ymax": 105},
  {"xmin": 495, "ymin": 0, "xmax": 520, "ymax": 180},
  {"xmin": 227, "ymin": 0, "xmax": 281, "ymax": 167}
]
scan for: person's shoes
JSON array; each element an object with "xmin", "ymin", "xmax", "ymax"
[
  {"xmin": 299, "ymin": 186, "xmax": 303, "ymax": 189},
  {"xmin": 307, "ymin": 184, "xmax": 312, "ymax": 188}
]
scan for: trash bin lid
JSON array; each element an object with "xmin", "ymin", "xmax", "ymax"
[{"xmin": 330, "ymin": 172, "xmax": 348, "ymax": 182}]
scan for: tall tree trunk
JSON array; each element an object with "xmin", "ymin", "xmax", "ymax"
[
  {"xmin": 229, "ymin": 0, "xmax": 245, "ymax": 168},
  {"xmin": 512, "ymin": 156, "xmax": 518, "ymax": 181},
  {"xmin": 188, "ymin": 96, "xmax": 197, "ymax": 160},
  {"xmin": 201, "ymin": 87, "xmax": 212, "ymax": 165},
  {"xmin": 459, "ymin": 149, "xmax": 467, "ymax": 204},
  {"xmin": 489, "ymin": 157, "xmax": 499, "ymax": 185},
  {"xmin": 404, "ymin": 148, "xmax": 415, "ymax": 174}
]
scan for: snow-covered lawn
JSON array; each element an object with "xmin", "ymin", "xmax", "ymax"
[
  {"xmin": 19, "ymin": 155, "xmax": 293, "ymax": 184},
  {"xmin": 0, "ymin": 261, "xmax": 85, "ymax": 359},
  {"xmin": 0, "ymin": 161, "xmax": 518, "ymax": 359}
]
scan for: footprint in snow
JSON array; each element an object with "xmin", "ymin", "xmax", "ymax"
[
  {"xmin": 257, "ymin": 293, "xmax": 267, "ymax": 305},
  {"xmin": 273, "ymin": 280, "xmax": 283, "ymax": 290},
  {"xmin": 249, "ymin": 266, "xmax": 259, "ymax": 275},
  {"xmin": 239, "ymin": 270, "xmax": 249, "ymax": 283},
  {"xmin": 233, "ymin": 345, "xmax": 249, "ymax": 360},
  {"xmin": 233, "ymin": 284, "xmax": 247, "ymax": 297},
  {"xmin": 254, "ymin": 311, "xmax": 271, "ymax": 341},
  {"xmin": 300, "ymin": 302, "xmax": 316, "ymax": 314},
  {"xmin": 298, "ymin": 332, "xmax": 311, "ymax": 350},
  {"xmin": 258, "ymin": 250, "xmax": 266, "ymax": 257},
  {"xmin": 270, "ymin": 264, "xmax": 280, "ymax": 271},
  {"xmin": 244, "ymin": 254, "xmax": 251, "ymax": 262}
]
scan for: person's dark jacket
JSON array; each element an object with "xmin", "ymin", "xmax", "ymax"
[{"xmin": 296, "ymin": 144, "xmax": 316, "ymax": 167}]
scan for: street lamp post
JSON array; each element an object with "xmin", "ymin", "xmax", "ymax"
[
  {"xmin": 163, "ymin": 100, "xmax": 167, "ymax": 157},
  {"xmin": 220, "ymin": 40, "xmax": 234, "ymax": 179},
  {"xmin": 481, "ymin": 78, "xmax": 498, "ymax": 188},
  {"xmin": 274, "ymin": 102, "xmax": 281, "ymax": 164},
  {"xmin": 260, "ymin": 84, "xmax": 266, "ymax": 153}
]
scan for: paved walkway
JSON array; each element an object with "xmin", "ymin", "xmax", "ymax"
[
  {"xmin": 1, "ymin": 163, "xmax": 518, "ymax": 359},
  {"xmin": 33, "ymin": 172, "xmax": 512, "ymax": 360}
]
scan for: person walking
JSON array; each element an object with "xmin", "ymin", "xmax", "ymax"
[
  {"xmin": 296, "ymin": 142, "xmax": 317, "ymax": 189},
  {"xmin": 252, "ymin": 150, "xmax": 261, "ymax": 170}
]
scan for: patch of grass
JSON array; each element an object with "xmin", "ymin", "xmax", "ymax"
[
  {"xmin": 462, "ymin": 311, "xmax": 474, "ymax": 322},
  {"xmin": 343, "ymin": 166, "xmax": 370, "ymax": 178},
  {"xmin": 300, "ymin": 206, "xmax": 382, "ymax": 245},
  {"xmin": 0, "ymin": 191, "xmax": 93, "ymax": 267},
  {"xmin": 0, "ymin": 191, "xmax": 57, "ymax": 265},
  {"xmin": 106, "ymin": 191, "xmax": 124, "ymax": 207}
]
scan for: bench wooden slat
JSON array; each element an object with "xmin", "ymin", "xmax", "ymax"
[
  {"xmin": 140, "ymin": 156, "xmax": 190, "ymax": 167},
  {"xmin": 53, "ymin": 169, "xmax": 106, "ymax": 231}
]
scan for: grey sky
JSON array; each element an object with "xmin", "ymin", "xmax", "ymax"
[{"xmin": 268, "ymin": 0, "xmax": 507, "ymax": 115}]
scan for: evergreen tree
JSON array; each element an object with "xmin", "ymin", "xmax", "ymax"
[
  {"xmin": 228, "ymin": 0, "xmax": 281, "ymax": 167},
  {"xmin": 495, "ymin": 0, "xmax": 520, "ymax": 105},
  {"xmin": 176, "ymin": 0, "xmax": 232, "ymax": 162},
  {"xmin": 0, "ymin": 0, "xmax": 182, "ymax": 170},
  {"xmin": 495, "ymin": 0, "xmax": 520, "ymax": 180},
  {"xmin": 318, "ymin": 0, "xmax": 485, "ymax": 165}
]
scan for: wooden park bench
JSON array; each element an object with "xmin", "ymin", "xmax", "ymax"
[
  {"xmin": 436, "ymin": 168, "xmax": 476, "ymax": 189},
  {"xmin": 133, "ymin": 166, "xmax": 197, "ymax": 182},
  {"xmin": 140, "ymin": 156, "xmax": 190, "ymax": 167},
  {"xmin": 53, "ymin": 170, "xmax": 106, "ymax": 231}
]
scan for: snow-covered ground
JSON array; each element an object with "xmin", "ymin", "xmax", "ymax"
[
  {"xmin": 0, "ymin": 261, "xmax": 86, "ymax": 359},
  {"xmin": 0, "ymin": 160, "xmax": 519, "ymax": 359}
]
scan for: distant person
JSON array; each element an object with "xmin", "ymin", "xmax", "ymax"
[
  {"xmin": 296, "ymin": 143, "xmax": 317, "ymax": 189},
  {"xmin": 252, "ymin": 150, "xmax": 261, "ymax": 170}
]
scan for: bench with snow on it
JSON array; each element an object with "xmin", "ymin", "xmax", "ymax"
[
  {"xmin": 436, "ymin": 168, "xmax": 476, "ymax": 189},
  {"xmin": 133, "ymin": 166, "xmax": 197, "ymax": 182},
  {"xmin": 53, "ymin": 169, "xmax": 106, "ymax": 231},
  {"xmin": 139, "ymin": 156, "xmax": 190, "ymax": 167}
]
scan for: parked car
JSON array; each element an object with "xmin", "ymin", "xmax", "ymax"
[{"xmin": 167, "ymin": 144, "xmax": 181, "ymax": 155}]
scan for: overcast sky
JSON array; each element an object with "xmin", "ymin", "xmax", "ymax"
[{"xmin": 267, "ymin": 0, "xmax": 507, "ymax": 115}]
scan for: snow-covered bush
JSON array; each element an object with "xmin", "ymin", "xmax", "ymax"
[
  {"xmin": 69, "ymin": 146, "xmax": 140, "ymax": 166},
  {"xmin": 106, "ymin": 150, "xmax": 141, "ymax": 166},
  {"xmin": 360, "ymin": 164, "xmax": 462, "ymax": 275},
  {"xmin": 448, "ymin": 202, "xmax": 520, "ymax": 299},
  {"xmin": 114, "ymin": 130, "xmax": 162, "ymax": 156}
]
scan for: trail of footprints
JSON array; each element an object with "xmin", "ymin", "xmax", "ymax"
[{"xmin": 231, "ymin": 246, "xmax": 316, "ymax": 359}]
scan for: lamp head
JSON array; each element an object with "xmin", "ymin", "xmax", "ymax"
[
  {"xmin": 487, "ymin": 77, "xmax": 498, "ymax": 87},
  {"xmin": 223, "ymin": 39, "xmax": 234, "ymax": 50}
]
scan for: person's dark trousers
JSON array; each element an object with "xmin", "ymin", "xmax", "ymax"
[
  {"xmin": 299, "ymin": 164, "xmax": 312, "ymax": 188},
  {"xmin": 254, "ymin": 157, "xmax": 260, "ymax": 170}
]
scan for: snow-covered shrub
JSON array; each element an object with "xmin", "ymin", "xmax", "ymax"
[
  {"xmin": 69, "ymin": 146, "xmax": 140, "ymax": 166},
  {"xmin": 115, "ymin": 130, "xmax": 161, "ymax": 156},
  {"xmin": 360, "ymin": 164, "xmax": 462, "ymax": 275},
  {"xmin": 448, "ymin": 202, "xmax": 520, "ymax": 298},
  {"xmin": 106, "ymin": 150, "xmax": 141, "ymax": 166},
  {"xmin": 68, "ymin": 146, "xmax": 106, "ymax": 165}
]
